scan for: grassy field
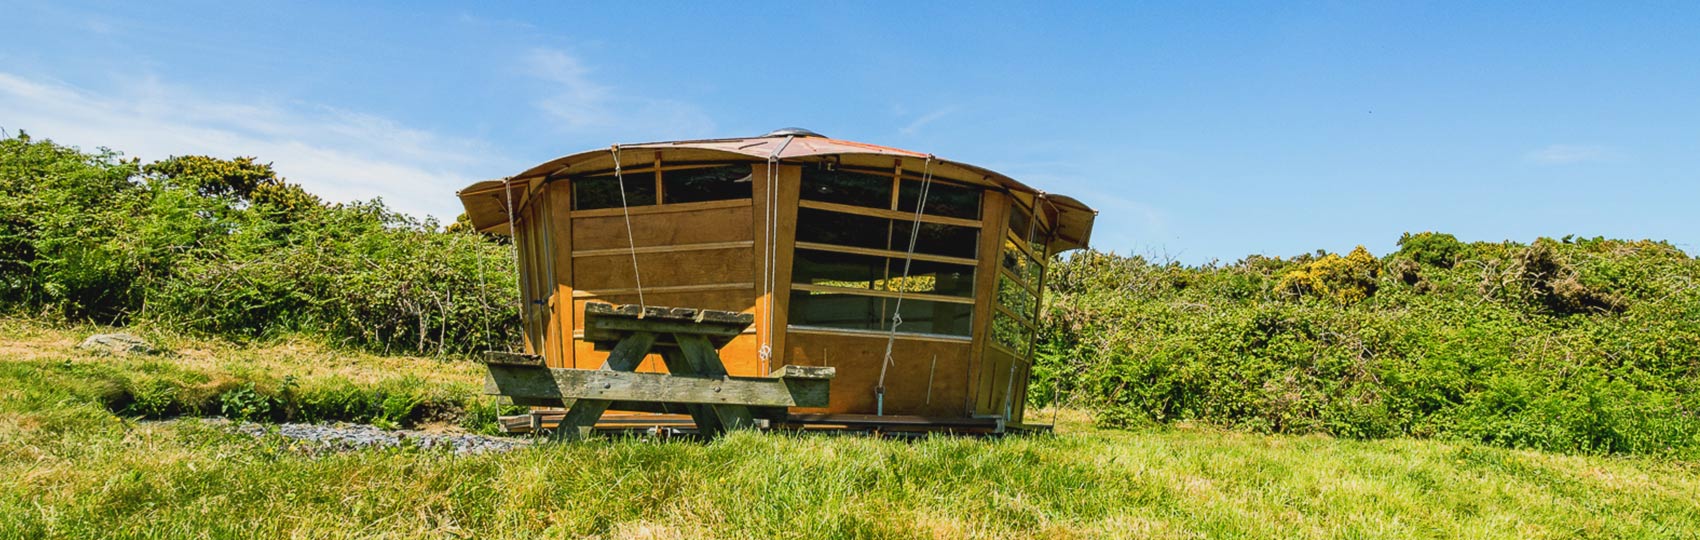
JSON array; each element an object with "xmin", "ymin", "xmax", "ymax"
[{"xmin": 3, "ymin": 321, "xmax": 1698, "ymax": 539}]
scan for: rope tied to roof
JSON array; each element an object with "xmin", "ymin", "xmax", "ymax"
[
  {"xmin": 757, "ymin": 135, "xmax": 796, "ymax": 372},
  {"xmin": 877, "ymin": 155, "xmax": 936, "ymax": 411},
  {"xmin": 610, "ymin": 145, "xmax": 647, "ymax": 311},
  {"xmin": 501, "ymin": 176, "xmax": 524, "ymax": 350}
]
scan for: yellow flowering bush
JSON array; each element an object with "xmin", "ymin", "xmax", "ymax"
[{"xmin": 1276, "ymin": 246, "xmax": 1381, "ymax": 303}]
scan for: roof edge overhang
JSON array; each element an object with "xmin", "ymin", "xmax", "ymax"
[{"xmin": 457, "ymin": 136, "xmax": 1097, "ymax": 252}]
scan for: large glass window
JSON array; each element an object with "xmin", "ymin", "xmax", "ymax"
[
  {"xmin": 789, "ymin": 291, "xmax": 974, "ymax": 336},
  {"xmin": 572, "ymin": 163, "xmax": 755, "ymax": 210},
  {"xmin": 574, "ymin": 171, "xmax": 656, "ymax": 210},
  {"xmin": 798, "ymin": 168, "xmax": 891, "ymax": 208},
  {"xmin": 662, "ymin": 164, "xmax": 753, "ymax": 204},
  {"xmin": 789, "ymin": 164, "xmax": 984, "ymax": 337},
  {"xmin": 899, "ymin": 179, "xmax": 982, "ymax": 220},
  {"xmin": 992, "ymin": 311, "xmax": 1032, "ymax": 354},
  {"xmin": 795, "ymin": 207, "xmax": 978, "ymax": 259},
  {"xmin": 992, "ymin": 200, "xmax": 1050, "ymax": 354}
]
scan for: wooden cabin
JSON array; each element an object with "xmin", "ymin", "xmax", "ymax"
[{"xmin": 457, "ymin": 128, "xmax": 1095, "ymax": 430}]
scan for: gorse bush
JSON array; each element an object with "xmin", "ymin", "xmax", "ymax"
[
  {"xmin": 1037, "ymin": 237, "xmax": 1700, "ymax": 457},
  {"xmin": 0, "ymin": 132, "xmax": 518, "ymax": 354}
]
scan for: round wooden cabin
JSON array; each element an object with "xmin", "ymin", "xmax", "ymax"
[{"xmin": 457, "ymin": 129, "xmax": 1095, "ymax": 430}]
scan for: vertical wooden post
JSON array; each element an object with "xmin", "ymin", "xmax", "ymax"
[
  {"xmin": 549, "ymin": 182, "xmax": 576, "ymax": 369},
  {"xmin": 967, "ymin": 189, "xmax": 1009, "ymax": 415},
  {"xmin": 752, "ymin": 162, "xmax": 800, "ymax": 376},
  {"xmin": 552, "ymin": 331, "xmax": 658, "ymax": 441},
  {"xmin": 677, "ymin": 334, "xmax": 758, "ymax": 430}
]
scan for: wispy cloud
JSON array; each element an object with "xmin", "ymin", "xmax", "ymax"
[
  {"xmin": 1525, "ymin": 144, "xmax": 1620, "ymax": 165},
  {"xmin": 899, "ymin": 105, "xmax": 959, "ymax": 135},
  {"xmin": 523, "ymin": 48, "xmax": 714, "ymax": 140},
  {"xmin": 0, "ymin": 72, "xmax": 504, "ymax": 222}
]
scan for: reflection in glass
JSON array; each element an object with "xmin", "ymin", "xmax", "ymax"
[
  {"xmin": 789, "ymin": 291, "xmax": 973, "ymax": 336},
  {"xmin": 662, "ymin": 164, "xmax": 752, "ymax": 204},
  {"xmin": 800, "ymin": 168, "xmax": 892, "ymax": 208},
  {"xmin": 998, "ymin": 274, "xmax": 1036, "ymax": 319},
  {"xmin": 992, "ymin": 311, "xmax": 1031, "ymax": 353},
  {"xmin": 899, "ymin": 179, "xmax": 982, "ymax": 219},
  {"xmin": 573, "ymin": 171, "xmax": 657, "ymax": 210}
]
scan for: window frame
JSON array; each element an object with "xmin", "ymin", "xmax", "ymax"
[
  {"xmin": 988, "ymin": 198, "xmax": 1053, "ymax": 356},
  {"xmin": 785, "ymin": 163, "xmax": 987, "ymax": 338},
  {"xmin": 567, "ymin": 159, "xmax": 758, "ymax": 212}
]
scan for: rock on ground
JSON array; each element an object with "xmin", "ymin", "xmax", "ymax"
[
  {"xmin": 186, "ymin": 418, "xmax": 530, "ymax": 455},
  {"xmin": 78, "ymin": 333, "xmax": 156, "ymax": 356}
]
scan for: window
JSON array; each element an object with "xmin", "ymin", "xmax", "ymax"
[
  {"xmin": 997, "ymin": 274, "xmax": 1035, "ymax": 318},
  {"xmin": 899, "ymin": 179, "xmax": 982, "ymax": 220},
  {"xmin": 798, "ymin": 168, "xmax": 891, "ymax": 208},
  {"xmin": 1002, "ymin": 237, "xmax": 1042, "ymax": 285},
  {"xmin": 789, "ymin": 164, "xmax": 985, "ymax": 337},
  {"xmin": 573, "ymin": 171, "xmax": 656, "ymax": 210},
  {"xmin": 572, "ymin": 163, "xmax": 755, "ymax": 210},
  {"xmin": 992, "ymin": 200, "xmax": 1050, "ymax": 354},
  {"xmin": 992, "ymin": 311, "xmax": 1032, "ymax": 354},
  {"xmin": 662, "ymin": 164, "xmax": 752, "ymax": 204},
  {"xmin": 789, "ymin": 291, "xmax": 974, "ymax": 336},
  {"xmin": 795, "ymin": 208, "xmax": 978, "ymax": 259}
]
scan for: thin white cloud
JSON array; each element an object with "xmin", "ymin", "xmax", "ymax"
[
  {"xmin": 1525, "ymin": 144, "xmax": 1619, "ymax": 165},
  {"xmin": 0, "ymin": 72, "xmax": 504, "ymax": 223},
  {"xmin": 899, "ymin": 105, "xmax": 959, "ymax": 135},
  {"xmin": 523, "ymin": 48, "xmax": 714, "ymax": 140}
]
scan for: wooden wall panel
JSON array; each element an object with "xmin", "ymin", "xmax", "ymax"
[
  {"xmin": 756, "ymin": 163, "xmax": 800, "ymax": 376},
  {"xmin": 571, "ymin": 249, "xmax": 752, "ymax": 291},
  {"xmin": 976, "ymin": 346, "xmax": 1018, "ymax": 415},
  {"xmin": 571, "ymin": 206, "xmax": 752, "ymax": 250},
  {"xmin": 547, "ymin": 184, "xmax": 574, "ymax": 368},
  {"xmin": 785, "ymin": 331, "xmax": 971, "ymax": 416}
]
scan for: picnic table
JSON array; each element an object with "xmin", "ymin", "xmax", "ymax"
[{"xmin": 483, "ymin": 303, "xmax": 835, "ymax": 440}]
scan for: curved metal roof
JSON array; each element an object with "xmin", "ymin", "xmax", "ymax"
[{"xmin": 458, "ymin": 133, "xmax": 1097, "ymax": 252}]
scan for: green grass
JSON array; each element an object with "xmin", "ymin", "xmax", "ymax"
[{"xmin": 3, "ymin": 321, "xmax": 1698, "ymax": 539}]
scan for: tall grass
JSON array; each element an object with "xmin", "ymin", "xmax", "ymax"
[{"xmin": 3, "ymin": 323, "xmax": 1699, "ymax": 539}]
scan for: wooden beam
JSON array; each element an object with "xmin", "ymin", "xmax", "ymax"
[
  {"xmin": 572, "ymin": 282, "xmax": 754, "ymax": 298},
  {"xmin": 797, "ymin": 199, "xmax": 982, "ymax": 228},
  {"xmin": 551, "ymin": 331, "xmax": 658, "ymax": 441},
  {"xmin": 572, "ymin": 240, "xmax": 754, "ymax": 258},
  {"xmin": 785, "ymin": 325, "xmax": 972, "ymax": 343},
  {"xmin": 484, "ymin": 360, "xmax": 834, "ymax": 407},
  {"xmin": 660, "ymin": 349, "xmax": 724, "ymax": 434},
  {"xmin": 793, "ymin": 242, "xmax": 979, "ymax": 267},
  {"xmin": 678, "ymin": 334, "xmax": 759, "ymax": 429},
  {"xmin": 789, "ymin": 283, "xmax": 977, "ymax": 305},
  {"xmin": 569, "ymin": 199, "xmax": 749, "ymax": 219}
]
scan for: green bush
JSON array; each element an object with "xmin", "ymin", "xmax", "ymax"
[
  {"xmin": 0, "ymin": 132, "xmax": 518, "ymax": 355},
  {"xmin": 1038, "ymin": 239, "xmax": 1700, "ymax": 458}
]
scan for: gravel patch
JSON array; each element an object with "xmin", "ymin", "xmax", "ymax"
[{"xmin": 176, "ymin": 418, "xmax": 531, "ymax": 454}]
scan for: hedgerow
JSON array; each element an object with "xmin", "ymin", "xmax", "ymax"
[
  {"xmin": 0, "ymin": 132, "xmax": 518, "ymax": 355},
  {"xmin": 1036, "ymin": 237, "xmax": 1700, "ymax": 457}
]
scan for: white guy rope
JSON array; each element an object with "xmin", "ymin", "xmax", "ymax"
[
  {"xmin": 877, "ymin": 155, "xmax": 936, "ymax": 395},
  {"xmin": 757, "ymin": 136, "xmax": 795, "ymax": 372},
  {"xmin": 610, "ymin": 145, "xmax": 646, "ymax": 310}
]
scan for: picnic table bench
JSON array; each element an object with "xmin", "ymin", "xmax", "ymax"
[{"xmin": 482, "ymin": 303, "xmax": 835, "ymax": 440}]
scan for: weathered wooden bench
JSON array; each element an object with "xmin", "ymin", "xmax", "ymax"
[{"xmin": 482, "ymin": 303, "xmax": 835, "ymax": 440}]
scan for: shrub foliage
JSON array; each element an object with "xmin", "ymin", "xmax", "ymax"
[
  {"xmin": 0, "ymin": 132, "xmax": 518, "ymax": 355},
  {"xmin": 1038, "ymin": 236, "xmax": 1700, "ymax": 457}
]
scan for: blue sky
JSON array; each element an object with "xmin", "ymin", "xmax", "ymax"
[{"xmin": 3, "ymin": 2, "xmax": 1696, "ymax": 262}]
